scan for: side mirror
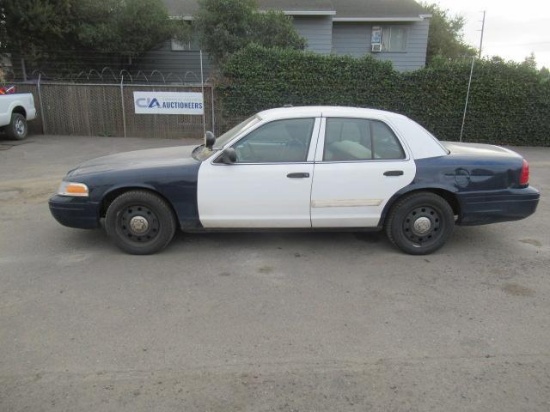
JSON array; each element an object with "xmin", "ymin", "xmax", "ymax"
[
  {"xmin": 205, "ymin": 131, "xmax": 216, "ymax": 149},
  {"xmin": 220, "ymin": 148, "xmax": 237, "ymax": 164}
]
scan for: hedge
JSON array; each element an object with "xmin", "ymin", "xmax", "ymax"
[{"xmin": 218, "ymin": 44, "xmax": 550, "ymax": 146}]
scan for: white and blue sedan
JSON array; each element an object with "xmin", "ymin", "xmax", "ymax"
[{"xmin": 49, "ymin": 106, "xmax": 540, "ymax": 255}]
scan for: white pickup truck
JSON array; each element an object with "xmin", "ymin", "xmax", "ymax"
[{"xmin": 0, "ymin": 93, "xmax": 37, "ymax": 140}]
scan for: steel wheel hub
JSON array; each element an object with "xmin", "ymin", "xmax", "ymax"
[
  {"xmin": 413, "ymin": 216, "xmax": 432, "ymax": 234},
  {"xmin": 119, "ymin": 205, "xmax": 159, "ymax": 242},
  {"xmin": 403, "ymin": 206, "xmax": 441, "ymax": 245},
  {"xmin": 129, "ymin": 215, "xmax": 149, "ymax": 234}
]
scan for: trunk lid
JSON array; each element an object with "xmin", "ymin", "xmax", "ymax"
[{"xmin": 442, "ymin": 142, "xmax": 522, "ymax": 158}]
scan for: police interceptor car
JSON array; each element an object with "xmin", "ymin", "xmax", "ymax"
[{"xmin": 49, "ymin": 106, "xmax": 540, "ymax": 255}]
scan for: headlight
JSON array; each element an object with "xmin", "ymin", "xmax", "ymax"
[{"xmin": 57, "ymin": 181, "xmax": 90, "ymax": 197}]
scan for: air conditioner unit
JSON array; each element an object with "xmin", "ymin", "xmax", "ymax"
[{"xmin": 371, "ymin": 44, "xmax": 382, "ymax": 53}]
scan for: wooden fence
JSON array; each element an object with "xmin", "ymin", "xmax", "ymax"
[{"xmin": 14, "ymin": 82, "xmax": 218, "ymax": 139}]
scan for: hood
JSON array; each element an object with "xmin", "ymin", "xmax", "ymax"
[{"xmin": 67, "ymin": 145, "xmax": 198, "ymax": 178}]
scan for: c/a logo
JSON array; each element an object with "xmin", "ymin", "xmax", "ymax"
[{"xmin": 136, "ymin": 98, "xmax": 161, "ymax": 108}]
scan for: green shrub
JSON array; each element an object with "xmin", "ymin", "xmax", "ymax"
[{"xmin": 218, "ymin": 44, "xmax": 550, "ymax": 146}]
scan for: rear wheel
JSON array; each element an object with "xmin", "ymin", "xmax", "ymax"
[
  {"xmin": 105, "ymin": 190, "xmax": 176, "ymax": 255},
  {"xmin": 6, "ymin": 113, "xmax": 28, "ymax": 140},
  {"xmin": 386, "ymin": 192, "xmax": 454, "ymax": 255}
]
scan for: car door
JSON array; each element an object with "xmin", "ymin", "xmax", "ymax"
[
  {"xmin": 310, "ymin": 117, "xmax": 416, "ymax": 228},
  {"xmin": 198, "ymin": 117, "xmax": 321, "ymax": 228}
]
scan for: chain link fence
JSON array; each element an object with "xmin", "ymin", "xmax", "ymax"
[{"xmin": 13, "ymin": 80, "xmax": 217, "ymax": 139}]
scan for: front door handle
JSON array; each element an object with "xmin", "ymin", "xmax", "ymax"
[
  {"xmin": 384, "ymin": 170, "xmax": 404, "ymax": 177},
  {"xmin": 287, "ymin": 172, "xmax": 310, "ymax": 179}
]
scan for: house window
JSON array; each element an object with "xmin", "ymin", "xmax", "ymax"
[
  {"xmin": 170, "ymin": 19, "xmax": 195, "ymax": 51},
  {"xmin": 381, "ymin": 26, "xmax": 408, "ymax": 52},
  {"xmin": 171, "ymin": 38, "xmax": 192, "ymax": 51}
]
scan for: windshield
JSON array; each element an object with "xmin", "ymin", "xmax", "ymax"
[
  {"xmin": 191, "ymin": 115, "xmax": 262, "ymax": 161},
  {"xmin": 214, "ymin": 115, "xmax": 261, "ymax": 149}
]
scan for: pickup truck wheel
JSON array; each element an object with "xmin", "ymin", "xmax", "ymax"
[
  {"xmin": 385, "ymin": 192, "xmax": 454, "ymax": 255},
  {"xmin": 105, "ymin": 190, "xmax": 177, "ymax": 255},
  {"xmin": 6, "ymin": 113, "xmax": 28, "ymax": 140}
]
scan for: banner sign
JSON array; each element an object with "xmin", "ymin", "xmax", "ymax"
[{"xmin": 133, "ymin": 92, "xmax": 204, "ymax": 115}]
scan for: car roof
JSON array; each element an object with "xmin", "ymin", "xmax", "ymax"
[
  {"xmin": 257, "ymin": 106, "xmax": 407, "ymax": 122},
  {"xmin": 256, "ymin": 106, "xmax": 448, "ymax": 159}
]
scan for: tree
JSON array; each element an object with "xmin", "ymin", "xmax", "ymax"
[
  {"xmin": 1, "ymin": 0, "xmax": 186, "ymax": 76},
  {"xmin": 521, "ymin": 54, "xmax": 550, "ymax": 82},
  {"xmin": 194, "ymin": 0, "xmax": 256, "ymax": 66},
  {"xmin": 75, "ymin": 0, "xmax": 188, "ymax": 64},
  {"xmin": 0, "ymin": 4, "xmax": 8, "ymax": 51},
  {"xmin": 195, "ymin": 0, "xmax": 306, "ymax": 66},
  {"xmin": 422, "ymin": 3, "xmax": 476, "ymax": 64},
  {"xmin": 2, "ymin": 0, "xmax": 75, "ymax": 65},
  {"xmin": 253, "ymin": 10, "xmax": 307, "ymax": 50},
  {"xmin": 521, "ymin": 52, "xmax": 537, "ymax": 71}
]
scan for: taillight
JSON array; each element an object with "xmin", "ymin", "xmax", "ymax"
[{"xmin": 519, "ymin": 159, "xmax": 530, "ymax": 186}]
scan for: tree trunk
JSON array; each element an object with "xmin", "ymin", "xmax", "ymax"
[{"xmin": 20, "ymin": 57, "xmax": 27, "ymax": 81}]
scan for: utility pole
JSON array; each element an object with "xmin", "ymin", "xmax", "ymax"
[
  {"xmin": 460, "ymin": 10, "xmax": 487, "ymax": 142},
  {"xmin": 460, "ymin": 57, "xmax": 475, "ymax": 142},
  {"xmin": 479, "ymin": 11, "xmax": 486, "ymax": 58}
]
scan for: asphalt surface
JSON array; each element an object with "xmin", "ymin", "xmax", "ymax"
[{"xmin": 1, "ymin": 135, "xmax": 549, "ymax": 411}]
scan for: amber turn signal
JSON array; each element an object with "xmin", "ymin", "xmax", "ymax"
[{"xmin": 57, "ymin": 182, "xmax": 89, "ymax": 197}]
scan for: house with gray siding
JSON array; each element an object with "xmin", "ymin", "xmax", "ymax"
[
  {"xmin": 137, "ymin": 0, "xmax": 431, "ymax": 81},
  {"xmin": 329, "ymin": 0, "xmax": 431, "ymax": 71}
]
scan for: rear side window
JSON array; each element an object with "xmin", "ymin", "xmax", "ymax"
[{"xmin": 324, "ymin": 118, "xmax": 405, "ymax": 161}]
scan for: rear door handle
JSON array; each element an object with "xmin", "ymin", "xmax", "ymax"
[
  {"xmin": 287, "ymin": 172, "xmax": 310, "ymax": 179},
  {"xmin": 384, "ymin": 170, "xmax": 404, "ymax": 176}
]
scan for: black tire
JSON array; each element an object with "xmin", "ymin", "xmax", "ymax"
[
  {"xmin": 6, "ymin": 113, "xmax": 28, "ymax": 140},
  {"xmin": 385, "ymin": 192, "xmax": 454, "ymax": 255},
  {"xmin": 105, "ymin": 190, "xmax": 177, "ymax": 255}
]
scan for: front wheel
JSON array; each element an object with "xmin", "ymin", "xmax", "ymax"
[
  {"xmin": 105, "ymin": 190, "xmax": 176, "ymax": 255},
  {"xmin": 385, "ymin": 192, "xmax": 454, "ymax": 255},
  {"xmin": 6, "ymin": 113, "xmax": 28, "ymax": 140}
]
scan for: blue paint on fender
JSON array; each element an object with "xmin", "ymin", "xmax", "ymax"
[
  {"xmin": 48, "ymin": 146, "xmax": 203, "ymax": 230},
  {"xmin": 379, "ymin": 150, "xmax": 540, "ymax": 226}
]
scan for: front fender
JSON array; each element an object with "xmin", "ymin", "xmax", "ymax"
[{"xmin": 92, "ymin": 171, "xmax": 201, "ymax": 230}]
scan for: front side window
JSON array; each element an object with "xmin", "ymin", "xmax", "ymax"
[
  {"xmin": 382, "ymin": 26, "xmax": 408, "ymax": 52},
  {"xmin": 232, "ymin": 118, "xmax": 315, "ymax": 163},
  {"xmin": 323, "ymin": 118, "xmax": 405, "ymax": 161}
]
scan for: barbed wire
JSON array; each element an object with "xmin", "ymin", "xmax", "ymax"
[{"xmin": 0, "ymin": 66, "xmax": 210, "ymax": 85}]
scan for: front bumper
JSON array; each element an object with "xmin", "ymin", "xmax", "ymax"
[
  {"xmin": 457, "ymin": 186, "xmax": 540, "ymax": 226},
  {"xmin": 49, "ymin": 195, "xmax": 100, "ymax": 229}
]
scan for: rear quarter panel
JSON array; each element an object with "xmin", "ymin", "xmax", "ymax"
[{"xmin": 380, "ymin": 149, "xmax": 539, "ymax": 226}]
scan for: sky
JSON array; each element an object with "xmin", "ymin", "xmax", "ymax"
[{"xmin": 433, "ymin": 0, "xmax": 550, "ymax": 68}]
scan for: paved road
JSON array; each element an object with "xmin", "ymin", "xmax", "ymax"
[{"xmin": 1, "ymin": 135, "xmax": 549, "ymax": 411}]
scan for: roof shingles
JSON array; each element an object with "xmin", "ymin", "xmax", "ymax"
[
  {"xmin": 164, "ymin": 0, "xmax": 428, "ymax": 19},
  {"xmin": 257, "ymin": 0, "xmax": 334, "ymax": 12}
]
